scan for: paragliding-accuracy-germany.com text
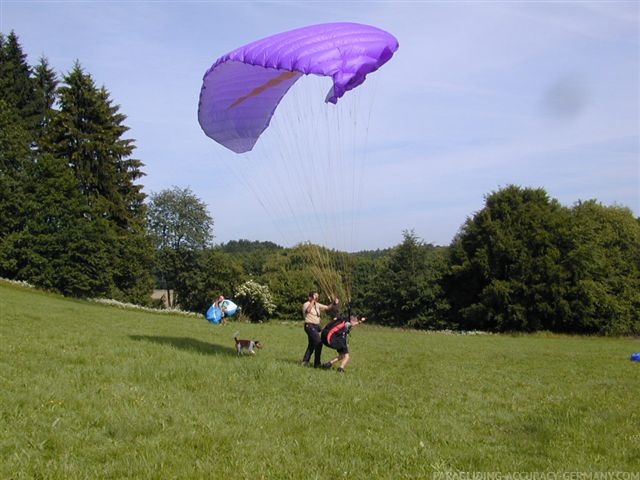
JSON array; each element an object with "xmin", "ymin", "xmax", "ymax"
[{"xmin": 432, "ymin": 473, "xmax": 639, "ymax": 480}]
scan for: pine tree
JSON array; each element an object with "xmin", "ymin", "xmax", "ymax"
[
  {"xmin": 32, "ymin": 57, "xmax": 58, "ymax": 148},
  {"xmin": 0, "ymin": 31, "xmax": 153, "ymax": 301},
  {"xmin": 0, "ymin": 31, "xmax": 38, "ymax": 130},
  {"xmin": 0, "ymin": 32, "xmax": 35, "ymax": 256},
  {"xmin": 42, "ymin": 62, "xmax": 153, "ymax": 301},
  {"xmin": 0, "ymin": 100, "xmax": 30, "ymax": 248},
  {"xmin": 1, "ymin": 153, "xmax": 113, "ymax": 297},
  {"xmin": 368, "ymin": 230, "xmax": 448, "ymax": 328}
]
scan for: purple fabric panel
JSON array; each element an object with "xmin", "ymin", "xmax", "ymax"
[
  {"xmin": 198, "ymin": 61, "xmax": 301, "ymax": 153},
  {"xmin": 198, "ymin": 22, "xmax": 398, "ymax": 153},
  {"xmin": 212, "ymin": 22, "xmax": 398, "ymax": 102}
]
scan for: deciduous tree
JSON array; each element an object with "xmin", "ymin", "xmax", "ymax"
[{"xmin": 146, "ymin": 186, "xmax": 213, "ymax": 307}]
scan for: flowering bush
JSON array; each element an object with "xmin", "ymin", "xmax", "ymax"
[
  {"xmin": 90, "ymin": 298, "xmax": 202, "ymax": 318},
  {"xmin": 1, "ymin": 278, "xmax": 35, "ymax": 289},
  {"xmin": 235, "ymin": 280, "xmax": 276, "ymax": 322}
]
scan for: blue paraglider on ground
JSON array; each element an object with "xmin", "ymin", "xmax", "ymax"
[
  {"xmin": 205, "ymin": 304, "xmax": 223, "ymax": 324},
  {"xmin": 220, "ymin": 299, "xmax": 238, "ymax": 316},
  {"xmin": 631, "ymin": 353, "xmax": 640, "ymax": 362},
  {"xmin": 205, "ymin": 299, "xmax": 238, "ymax": 324}
]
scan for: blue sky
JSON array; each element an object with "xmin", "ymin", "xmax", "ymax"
[{"xmin": 2, "ymin": 1, "xmax": 638, "ymax": 251}]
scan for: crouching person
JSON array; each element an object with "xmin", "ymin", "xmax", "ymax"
[{"xmin": 320, "ymin": 315, "xmax": 366, "ymax": 373}]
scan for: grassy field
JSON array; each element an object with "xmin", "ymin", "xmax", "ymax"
[{"xmin": 1, "ymin": 280, "xmax": 638, "ymax": 479}]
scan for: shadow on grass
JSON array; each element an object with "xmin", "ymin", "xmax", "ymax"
[{"xmin": 130, "ymin": 335, "xmax": 236, "ymax": 356}]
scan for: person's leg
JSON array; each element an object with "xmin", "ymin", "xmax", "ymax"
[
  {"xmin": 321, "ymin": 353, "xmax": 338, "ymax": 369},
  {"xmin": 337, "ymin": 353, "xmax": 350, "ymax": 372},
  {"xmin": 327, "ymin": 337, "xmax": 348, "ymax": 371},
  {"xmin": 310, "ymin": 325, "xmax": 324, "ymax": 367},
  {"xmin": 302, "ymin": 324, "xmax": 315, "ymax": 365}
]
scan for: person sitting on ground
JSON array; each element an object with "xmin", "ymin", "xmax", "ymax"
[{"xmin": 320, "ymin": 314, "xmax": 366, "ymax": 373}]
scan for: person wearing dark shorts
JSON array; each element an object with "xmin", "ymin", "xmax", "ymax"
[{"xmin": 321, "ymin": 315, "xmax": 366, "ymax": 373}]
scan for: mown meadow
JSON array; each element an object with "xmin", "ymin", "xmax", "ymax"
[{"xmin": 1, "ymin": 280, "xmax": 638, "ymax": 479}]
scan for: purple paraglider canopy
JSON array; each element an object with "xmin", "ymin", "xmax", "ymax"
[{"xmin": 198, "ymin": 22, "xmax": 399, "ymax": 153}]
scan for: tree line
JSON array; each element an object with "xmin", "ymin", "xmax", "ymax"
[
  {"xmin": 1, "ymin": 31, "xmax": 153, "ymax": 301},
  {"xmin": 2, "ymin": 31, "xmax": 638, "ymax": 335}
]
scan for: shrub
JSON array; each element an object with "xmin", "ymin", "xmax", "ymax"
[{"xmin": 234, "ymin": 280, "xmax": 276, "ymax": 322}]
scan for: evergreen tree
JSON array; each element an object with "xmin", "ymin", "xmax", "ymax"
[
  {"xmin": 0, "ymin": 153, "xmax": 112, "ymax": 296},
  {"xmin": 0, "ymin": 99, "xmax": 30, "ymax": 250},
  {"xmin": 45, "ymin": 63, "xmax": 145, "ymax": 224},
  {"xmin": 0, "ymin": 33, "xmax": 151, "ymax": 301},
  {"xmin": 0, "ymin": 31, "xmax": 38, "ymax": 131},
  {"xmin": 42, "ymin": 62, "xmax": 153, "ymax": 301},
  {"xmin": 368, "ymin": 230, "xmax": 449, "ymax": 328},
  {"xmin": 0, "ymin": 32, "xmax": 35, "ymax": 277},
  {"xmin": 32, "ymin": 57, "xmax": 58, "ymax": 147},
  {"xmin": 348, "ymin": 253, "xmax": 379, "ymax": 317}
]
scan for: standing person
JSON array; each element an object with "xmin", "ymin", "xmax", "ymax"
[
  {"xmin": 321, "ymin": 315, "xmax": 366, "ymax": 373},
  {"xmin": 301, "ymin": 291, "xmax": 339, "ymax": 368}
]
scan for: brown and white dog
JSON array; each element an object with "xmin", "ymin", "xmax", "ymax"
[{"xmin": 234, "ymin": 332, "xmax": 263, "ymax": 355}]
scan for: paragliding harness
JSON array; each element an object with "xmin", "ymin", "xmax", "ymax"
[{"xmin": 321, "ymin": 306, "xmax": 354, "ymax": 354}]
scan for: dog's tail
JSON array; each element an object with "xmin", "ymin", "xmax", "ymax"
[{"xmin": 233, "ymin": 331, "xmax": 240, "ymax": 341}]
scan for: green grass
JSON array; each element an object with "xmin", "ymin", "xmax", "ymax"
[{"xmin": 1, "ymin": 280, "xmax": 638, "ymax": 479}]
